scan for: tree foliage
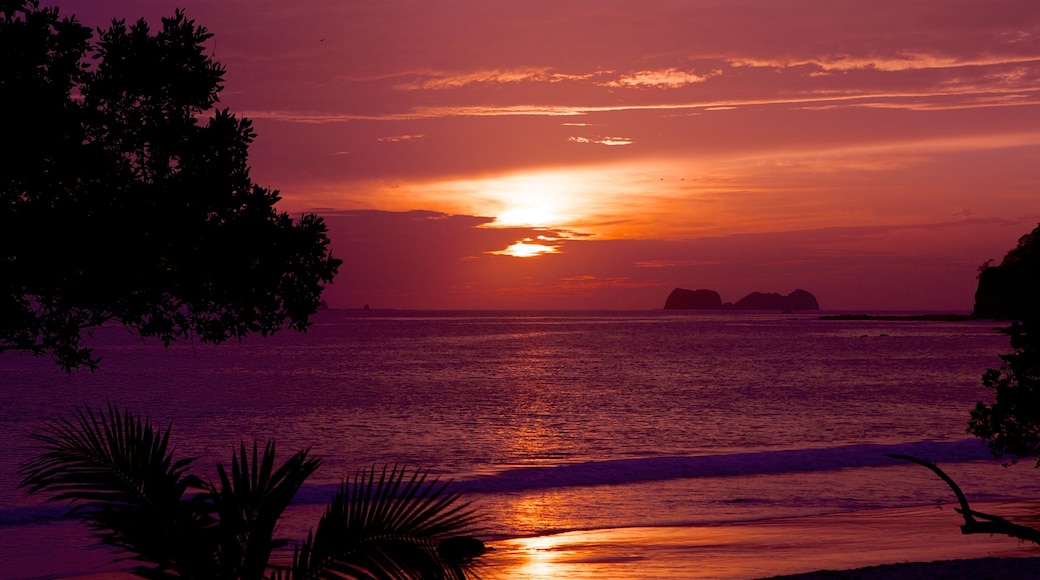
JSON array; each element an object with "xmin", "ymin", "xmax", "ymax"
[
  {"xmin": 967, "ymin": 318, "xmax": 1040, "ymax": 463},
  {"xmin": 19, "ymin": 405, "xmax": 485, "ymax": 579},
  {"xmin": 0, "ymin": 1, "xmax": 341, "ymax": 371},
  {"xmin": 892, "ymin": 318, "xmax": 1040, "ymax": 547}
]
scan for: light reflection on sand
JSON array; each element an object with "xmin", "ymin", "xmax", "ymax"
[{"xmin": 481, "ymin": 503, "xmax": 1040, "ymax": 579}]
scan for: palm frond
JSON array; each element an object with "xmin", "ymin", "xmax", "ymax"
[
  {"xmin": 279, "ymin": 465, "xmax": 484, "ymax": 580},
  {"xmin": 211, "ymin": 440, "xmax": 321, "ymax": 580},
  {"xmin": 17, "ymin": 404, "xmax": 214, "ymax": 578},
  {"xmin": 20, "ymin": 407, "xmax": 484, "ymax": 580}
]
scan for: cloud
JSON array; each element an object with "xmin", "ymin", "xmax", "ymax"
[
  {"xmin": 488, "ymin": 239, "xmax": 560, "ymax": 257},
  {"xmin": 600, "ymin": 68, "xmax": 722, "ymax": 88},
  {"xmin": 239, "ymin": 77, "xmax": 1040, "ymax": 124},
  {"xmin": 395, "ymin": 68, "xmax": 605, "ymax": 90},
  {"xmin": 568, "ymin": 136, "xmax": 634, "ymax": 146},
  {"xmin": 377, "ymin": 134, "xmax": 426, "ymax": 143},
  {"xmin": 635, "ymin": 260, "xmax": 721, "ymax": 268},
  {"xmin": 729, "ymin": 54, "xmax": 1040, "ymax": 73}
]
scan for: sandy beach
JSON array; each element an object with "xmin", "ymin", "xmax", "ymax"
[
  {"xmin": 61, "ymin": 558, "xmax": 1040, "ymax": 580},
  {"xmin": 768, "ymin": 557, "xmax": 1040, "ymax": 579},
  {"xmin": 29, "ymin": 501, "xmax": 1040, "ymax": 579},
  {"xmin": 479, "ymin": 502, "xmax": 1040, "ymax": 579}
]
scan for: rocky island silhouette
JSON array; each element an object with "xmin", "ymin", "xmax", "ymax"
[{"xmin": 663, "ymin": 288, "xmax": 820, "ymax": 310}]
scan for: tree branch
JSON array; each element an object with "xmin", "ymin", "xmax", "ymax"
[{"xmin": 887, "ymin": 453, "xmax": 1040, "ymax": 545}]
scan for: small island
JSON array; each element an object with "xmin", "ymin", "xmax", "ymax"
[{"xmin": 664, "ymin": 288, "xmax": 820, "ymax": 310}]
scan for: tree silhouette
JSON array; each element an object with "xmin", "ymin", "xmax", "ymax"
[
  {"xmin": 890, "ymin": 320, "xmax": 1040, "ymax": 546},
  {"xmin": 19, "ymin": 405, "xmax": 485, "ymax": 579},
  {"xmin": 973, "ymin": 222, "xmax": 1040, "ymax": 320},
  {"xmin": 0, "ymin": 1, "xmax": 341, "ymax": 371},
  {"xmin": 967, "ymin": 319, "xmax": 1040, "ymax": 463},
  {"xmin": 893, "ymin": 228, "xmax": 1040, "ymax": 545}
]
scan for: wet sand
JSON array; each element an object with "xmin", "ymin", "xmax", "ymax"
[
  {"xmin": 480, "ymin": 502, "xmax": 1040, "ymax": 579},
  {"xmin": 39, "ymin": 502, "xmax": 1040, "ymax": 579},
  {"xmin": 767, "ymin": 557, "xmax": 1040, "ymax": 579}
]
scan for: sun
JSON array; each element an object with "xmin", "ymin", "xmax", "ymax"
[
  {"xmin": 472, "ymin": 171, "xmax": 581, "ymax": 257},
  {"xmin": 490, "ymin": 238, "xmax": 559, "ymax": 257},
  {"xmin": 480, "ymin": 172, "xmax": 583, "ymax": 229},
  {"xmin": 370, "ymin": 164, "xmax": 692, "ymax": 256}
]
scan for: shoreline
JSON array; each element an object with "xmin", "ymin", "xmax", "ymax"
[
  {"xmin": 59, "ymin": 561, "xmax": 1040, "ymax": 580},
  {"xmin": 60, "ymin": 556, "xmax": 1040, "ymax": 580},
  {"xmin": 479, "ymin": 502, "xmax": 1040, "ymax": 579},
  {"xmin": 764, "ymin": 556, "xmax": 1040, "ymax": 579},
  {"xmin": 32, "ymin": 502, "xmax": 1040, "ymax": 579}
]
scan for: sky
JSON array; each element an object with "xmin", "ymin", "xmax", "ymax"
[{"xmin": 56, "ymin": 0, "xmax": 1040, "ymax": 310}]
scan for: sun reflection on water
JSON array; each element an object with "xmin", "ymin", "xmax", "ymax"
[{"xmin": 512, "ymin": 535, "xmax": 568, "ymax": 578}]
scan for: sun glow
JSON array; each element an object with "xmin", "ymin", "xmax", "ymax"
[
  {"xmin": 491, "ymin": 238, "xmax": 559, "ymax": 258},
  {"xmin": 481, "ymin": 172, "xmax": 585, "ymax": 229},
  {"xmin": 341, "ymin": 161, "xmax": 760, "ymax": 239}
]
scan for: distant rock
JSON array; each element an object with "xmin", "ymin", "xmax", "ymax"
[
  {"xmin": 664, "ymin": 288, "xmax": 820, "ymax": 310},
  {"xmin": 973, "ymin": 223, "xmax": 1040, "ymax": 320},
  {"xmin": 734, "ymin": 289, "xmax": 820, "ymax": 310},
  {"xmin": 664, "ymin": 288, "xmax": 723, "ymax": 310}
]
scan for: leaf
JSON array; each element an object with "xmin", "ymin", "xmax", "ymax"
[
  {"xmin": 18, "ymin": 404, "xmax": 215, "ymax": 578},
  {"xmin": 210, "ymin": 440, "xmax": 321, "ymax": 580},
  {"xmin": 281, "ymin": 465, "xmax": 484, "ymax": 580}
]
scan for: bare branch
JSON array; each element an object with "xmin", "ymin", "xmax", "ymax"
[{"xmin": 888, "ymin": 454, "xmax": 1040, "ymax": 545}]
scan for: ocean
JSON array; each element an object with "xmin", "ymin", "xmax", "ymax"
[{"xmin": 2, "ymin": 310, "xmax": 1038, "ymax": 578}]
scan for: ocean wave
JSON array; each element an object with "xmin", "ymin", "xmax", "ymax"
[
  {"xmin": 1, "ymin": 439, "xmax": 997, "ymax": 526},
  {"xmin": 452, "ymin": 438, "xmax": 995, "ymax": 493},
  {"xmin": 293, "ymin": 438, "xmax": 995, "ymax": 503},
  {"xmin": 0, "ymin": 504, "xmax": 70, "ymax": 526}
]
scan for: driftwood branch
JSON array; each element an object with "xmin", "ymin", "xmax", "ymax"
[{"xmin": 887, "ymin": 453, "xmax": 1040, "ymax": 545}]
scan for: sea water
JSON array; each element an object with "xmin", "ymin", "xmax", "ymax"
[{"xmin": 1, "ymin": 310, "xmax": 1036, "ymax": 578}]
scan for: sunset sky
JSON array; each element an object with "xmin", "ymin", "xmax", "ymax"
[{"xmin": 57, "ymin": 0, "xmax": 1040, "ymax": 310}]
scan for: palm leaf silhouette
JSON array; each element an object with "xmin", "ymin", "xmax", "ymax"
[
  {"xmin": 18, "ymin": 405, "xmax": 213, "ymax": 578},
  {"xmin": 211, "ymin": 441, "xmax": 321, "ymax": 579},
  {"xmin": 278, "ymin": 465, "xmax": 484, "ymax": 580},
  {"xmin": 19, "ymin": 406, "xmax": 486, "ymax": 580}
]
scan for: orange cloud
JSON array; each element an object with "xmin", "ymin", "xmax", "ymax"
[
  {"xmin": 489, "ymin": 239, "xmax": 560, "ymax": 257},
  {"xmin": 635, "ymin": 260, "xmax": 721, "ymax": 268},
  {"xmin": 239, "ymin": 80, "xmax": 1040, "ymax": 124},
  {"xmin": 601, "ymin": 68, "xmax": 722, "ymax": 88},
  {"xmin": 376, "ymin": 134, "xmax": 426, "ymax": 142},
  {"xmin": 729, "ymin": 54, "xmax": 1040, "ymax": 73},
  {"xmin": 568, "ymin": 136, "xmax": 634, "ymax": 146},
  {"xmin": 395, "ymin": 67, "xmax": 605, "ymax": 90}
]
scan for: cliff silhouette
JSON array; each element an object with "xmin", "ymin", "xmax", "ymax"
[
  {"xmin": 664, "ymin": 289, "xmax": 724, "ymax": 309},
  {"xmin": 974, "ymin": 223, "xmax": 1040, "ymax": 320},
  {"xmin": 664, "ymin": 288, "xmax": 819, "ymax": 310}
]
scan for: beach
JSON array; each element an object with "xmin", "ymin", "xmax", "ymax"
[
  {"xmin": 770, "ymin": 558, "xmax": 1040, "ymax": 579},
  {"xmin": 44, "ymin": 502, "xmax": 1040, "ymax": 579},
  {"xmin": 478, "ymin": 502, "xmax": 1040, "ymax": 579}
]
